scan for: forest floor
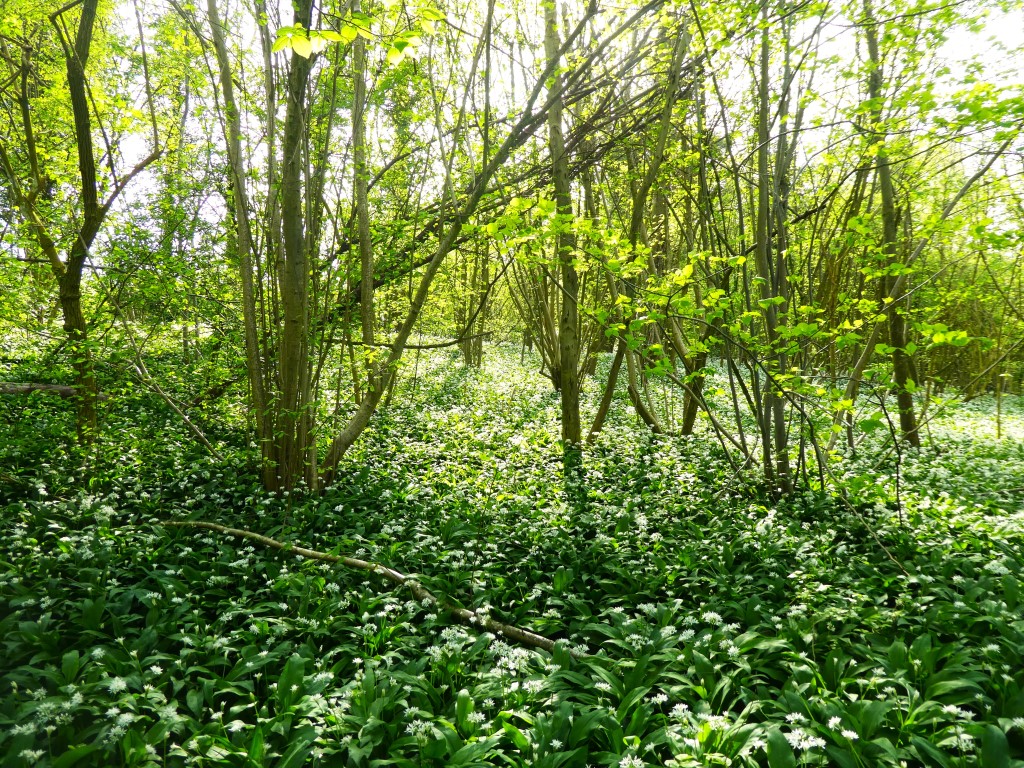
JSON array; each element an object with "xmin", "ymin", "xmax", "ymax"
[{"xmin": 2, "ymin": 348, "xmax": 1024, "ymax": 768}]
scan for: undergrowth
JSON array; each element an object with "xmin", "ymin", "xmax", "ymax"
[{"xmin": 2, "ymin": 348, "xmax": 1023, "ymax": 767}]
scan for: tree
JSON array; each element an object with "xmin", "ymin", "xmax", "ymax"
[
  {"xmin": 0, "ymin": 0, "xmax": 160, "ymax": 441},
  {"xmin": 199, "ymin": 0, "xmax": 677, "ymax": 490},
  {"xmin": 862, "ymin": 0, "xmax": 919, "ymax": 448}
]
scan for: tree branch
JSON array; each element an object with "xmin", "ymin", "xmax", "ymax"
[{"xmin": 159, "ymin": 520, "xmax": 569, "ymax": 654}]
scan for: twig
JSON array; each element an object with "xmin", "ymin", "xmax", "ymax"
[{"xmin": 157, "ymin": 519, "xmax": 568, "ymax": 654}]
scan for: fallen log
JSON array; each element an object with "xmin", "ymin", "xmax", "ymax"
[
  {"xmin": 159, "ymin": 519, "xmax": 568, "ymax": 654},
  {"xmin": 0, "ymin": 382, "xmax": 109, "ymax": 400}
]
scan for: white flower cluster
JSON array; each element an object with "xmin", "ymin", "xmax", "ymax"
[
  {"xmin": 784, "ymin": 728, "xmax": 826, "ymax": 751},
  {"xmin": 492, "ymin": 641, "xmax": 532, "ymax": 676}
]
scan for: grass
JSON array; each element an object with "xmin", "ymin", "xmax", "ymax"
[{"xmin": 1, "ymin": 346, "xmax": 1023, "ymax": 767}]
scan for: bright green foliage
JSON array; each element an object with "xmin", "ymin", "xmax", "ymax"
[{"xmin": 272, "ymin": 5, "xmax": 444, "ymax": 64}]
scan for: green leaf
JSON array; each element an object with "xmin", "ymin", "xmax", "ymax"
[
  {"xmin": 615, "ymin": 685, "xmax": 651, "ymax": 721},
  {"xmin": 569, "ymin": 709, "xmax": 608, "ymax": 747},
  {"xmin": 553, "ymin": 565, "xmax": 573, "ymax": 594},
  {"xmin": 62, "ymin": 649, "xmax": 80, "ymax": 682},
  {"xmin": 186, "ymin": 688, "xmax": 203, "ymax": 716},
  {"xmin": 692, "ymin": 650, "xmax": 715, "ymax": 682},
  {"xmin": 456, "ymin": 688, "xmax": 473, "ymax": 731},
  {"xmin": 52, "ymin": 746, "xmax": 98, "ymax": 768},
  {"xmin": 981, "ymin": 725, "xmax": 1009, "ymax": 768},
  {"xmin": 386, "ymin": 46, "xmax": 407, "ymax": 65},
  {"xmin": 859, "ymin": 415, "xmax": 883, "ymax": 433},
  {"xmin": 308, "ymin": 34, "xmax": 328, "ymax": 54},
  {"xmin": 767, "ymin": 728, "xmax": 797, "ymax": 768},
  {"xmin": 888, "ymin": 640, "xmax": 907, "ymax": 670},
  {"xmin": 911, "ymin": 735, "xmax": 953, "ymax": 768},
  {"xmin": 81, "ymin": 597, "xmax": 105, "ymax": 631},
  {"xmin": 1003, "ymin": 574, "xmax": 1019, "ymax": 610},
  {"xmin": 277, "ymin": 653, "xmax": 307, "ymax": 709},
  {"xmin": 552, "ymin": 640, "xmax": 573, "ymax": 670},
  {"xmin": 291, "ymin": 34, "xmax": 313, "ymax": 58},
  {"xmin": 823, "ymin": 746, "xmax": 859, "ymax": 768},
  {"xmin": 248, "ymin": 725, "xmax": 266, "ymax": 763},
  {"xmin": 926, "ymin": 676, "xmax": 983, "ymax": 700},
  {"xmin": 503, "ymin": 721, "xmax": 530, "ymax": 752},
  {"xmin": 279, "ymin": 726, "xmax": 316, "ymax": 768},
  {"xmin": 851, "ymin": 700, "xmax": 892, "ymax": 739},
  {"xmin": 450, "ymin": 734, "xmax": 500, "ymax": 765}
]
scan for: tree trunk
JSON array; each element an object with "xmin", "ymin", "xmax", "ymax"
[
  {"xmin": 753, "ymin": 15, "xmax": 792, "ymax": 492},
  {"xmin": 544, "ymin": 1, "xmax": 582, "ymax": 476},
  {"xmin": 354, "ymin": 1, "xmax": 376, "ymax": 389},
  {"xmin": 55, "ymin": 252, "xmax": 97, "ymax": 440},
  {"xmin": 863, "ymin": 0, "xmax": 919, "ymax": 448},
  {"xmin": 275, "ymin": 0, "xmax": 316, "ymax": 490},
  {"xmin": 57, "ymin": 0, "xmax": 102, "ymax": 442},
  {"xmin": 679, "ymin": 351, "xmax": 706, "ymax": 435},
  {"xmin": 207, "ymin": 0, "xmax": 272, "ymax": 484}
]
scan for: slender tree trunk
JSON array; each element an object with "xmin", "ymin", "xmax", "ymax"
[
  {"xmin": 680, "ymin": 78, "xmax": 714, "ymax": 435},
  {"xmin": 57, "ymin": 0, "xmax": 102, "ymax": 442},
  {"xmin": 544, "ymin": 1, "xmax": 582, "ymax": 476},
  {"xmin": 754, "ymin": 15, "xmax": 791, "ymax": 492},
  {"xmin": 207, "ymin": 0, "xmax": 273, "ymax": 484},
  {"xmin": 679, "ymin": 355, "xmax": 706, "ymax": 434},
  {"xmin": 473, "ymin": 247, "xmax": 489, "ymax": 366},
  {"xmin": 587, "ymin": 343, "xmax": 625, "ymax": 443},
  {"xmin": 353, "ymin": 0, "xmax": 376, "ymax": 389},
  {"xmin": 276, "ymin": 0, "xmax": 316, "ymax": 489},
  {"xmin": 863, "ymin": 0, "xmax": 919, "ymax": 448},
  {"xmin": 825, "ymin": 137, "xmax": 1011, "ymax": 451}
]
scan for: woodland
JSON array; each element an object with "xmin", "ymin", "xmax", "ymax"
[{"xmin": 1, "ymin": 0, "xmax": 1024, "ymax": 765}]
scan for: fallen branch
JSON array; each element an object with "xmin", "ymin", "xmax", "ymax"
[
  {"xmin": 158, "ymin": 519, "xmax": 565, "ymax": 654},
  {"xmin": 0, "ymin": 382, "xmax": 109, "ymax": 400}
]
